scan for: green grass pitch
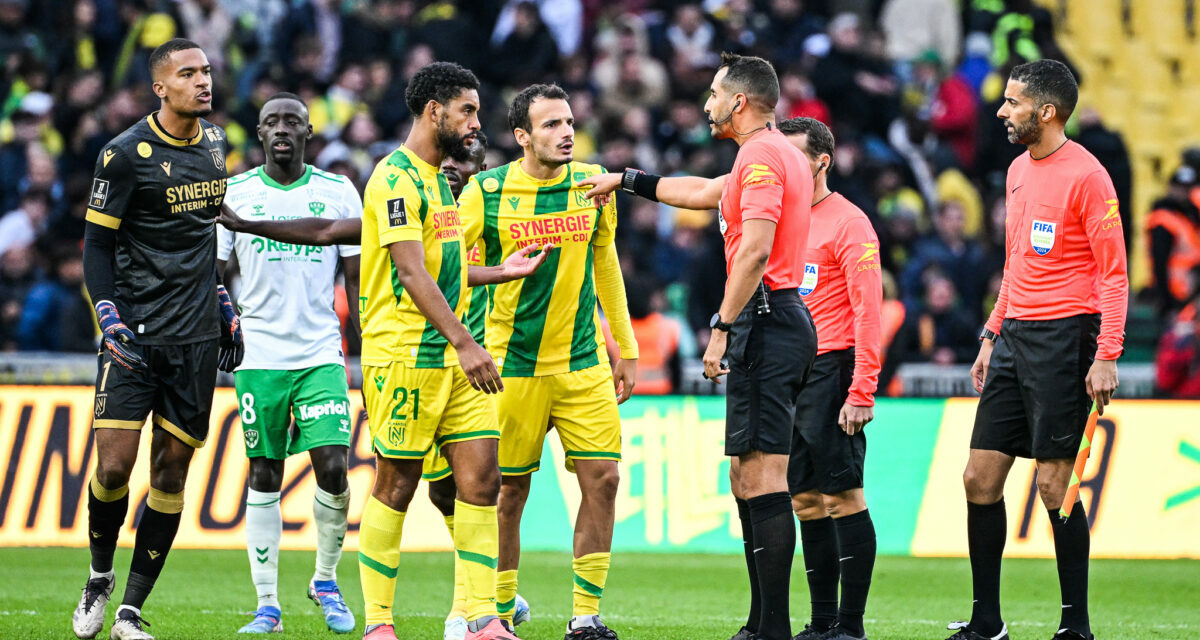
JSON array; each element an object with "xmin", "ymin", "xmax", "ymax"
[{"xmin": 1, "ymin": 548, "xmax": 1195, "ymax": 639}]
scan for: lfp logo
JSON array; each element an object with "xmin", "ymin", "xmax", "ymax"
[
  {"xmin": 799, "ymin": 263, "xmax": 819, "ymax": 296},
  {"xmin": 1030, "ymin": 220, "xmax": 1056, "ymax": 256}
]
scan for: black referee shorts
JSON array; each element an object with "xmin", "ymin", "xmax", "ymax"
[
  {"xmin": 971, "ymin": 314, "xmax": 1100, "ymax": 460},
  {"xmin": 787, "ymin": 348, "xmax": 865, "ymax": 496},
  {"xmin": 92, "ymin": 338, "xmax": 220, "ymax": 448},
  {"xmin": 724, "ymin": 289, "xmax": 817, "ymax": 456}
]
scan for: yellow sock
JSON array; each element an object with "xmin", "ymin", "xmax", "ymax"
[
  {"xmin": 495, "ymin": 569, "xmax": 518, "ymax": 624},
  {"xmin": 452, "ymin": 500, "xmax": 500, "ymax": 622},
  {"xmin": 444, "ymin": 515, "xmax": 468, "ymax": 619},
  {"xmin": 572, "ymin": 552, "xmax": 611, "ymax": 616},
  {"xmin": 358, "ymin": 496, "xmax": 405, "ymax": 626}
]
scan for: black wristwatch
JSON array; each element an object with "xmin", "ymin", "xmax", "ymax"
[
  {"xmin": 710, "ymin": 313, "xmax": 732, "ymax": 333},
  {"xmin": 979, "ymin": 328, "xmax": 998, "ymax": 343}
]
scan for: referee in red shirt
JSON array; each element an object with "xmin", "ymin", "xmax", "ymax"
[
  {"xmin": 583, "ymin": 53, "xmax": 818, "ymax": 640},
  {"xmin": 949, "ymin": 60, "xmax": 1126, "ymax": 640}
]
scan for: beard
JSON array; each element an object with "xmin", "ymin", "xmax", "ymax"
[
  {"xmin": 436, "ymin": 115, "xmax": 473, "ymax": 158},
  {"xmin": 1006, "ymin": 113, "xmax": 1040, "ymax": 145},
  {"xmin": 164, "ymin": 93, "xmax": 212, "ymax": 119}
]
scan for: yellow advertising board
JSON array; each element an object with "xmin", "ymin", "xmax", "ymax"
[
  {"xmin": 911, "ymin": 398, "xmax": 1200, "ymax": 558},
  {"xmin": 0, "ymin": 386, "xmax": 450, "ymax": 551}
]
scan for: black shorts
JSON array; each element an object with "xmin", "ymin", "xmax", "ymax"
[
  {"xmin": 92, "ymin": 339, "xmax": 220, "ymax": 448},
  {"xmin": 787, "ymin": 348, "xmax": 865, "ymax": 495},
  {"xmin": 725, "ymin": 289, "xmax": 818, "ymax": 456},
  {"xmin": 971, "ymin": 314, "xmax": 1100, "ymax": 459}
]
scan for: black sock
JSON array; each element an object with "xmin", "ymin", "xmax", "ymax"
[
  {"xmin": 87, "ymin": 485, "xmax": 129, "ymax": 575},
  {"xmin": 122, "ymin": 506, "xmax": 182, "ymax": 610},
  {"xmin": 749, "ymin": 492, "xmax": 795, "ymax": 640},
  {"xmin": 736, "ymin": 498, "xmax": 761, "ymax": 633},
  {"xmin": 1049, "ymin": 501, "xmax": 1090, "ymax": 637},
  {"xmin": 834, "ymin": 509, "xmax": 876, "ymax": 638},
  {"xmin": 799, "ymin": 516, "xmax": 839, "ymax": 632},
  {"xmin": 967, "ymin": 499, "xmax": 1006, "ymax": 636}
]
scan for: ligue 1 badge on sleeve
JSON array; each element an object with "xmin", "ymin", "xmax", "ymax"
[{"xmin": 1030, "ymin": 219, "xmax": 1056, "ymax": 255}]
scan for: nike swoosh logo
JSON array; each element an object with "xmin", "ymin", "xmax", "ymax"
[
  {"xmin": 729, "ymin": 428, "xmax": 746, "ymax": 438},
  {"xmin": 1011, "ymin": 184, "xmax": 1023, "ymax": 193},
  {"xmin": 1050, "ymin": 433, "xmax": 1075, "ymax": 442},
  {"xmin": 752, "ymin": 547, "xmax": 764, "ymax": 553},
  {"xmin": 839, "ymin": 556, "xmax": 854, "ymax": 562}
]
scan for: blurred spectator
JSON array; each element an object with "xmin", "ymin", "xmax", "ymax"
[
  {"xmin": 627, "ymin": 278, "xmax": 682, "ymax": 395},
  {"xmin": 1146, "ymin": 166, "xmax": 1200, "ymax": 317},
  {"xmin": 813, "ymin": 12, "xmax": 898, "ymax": 138},
  {"xmin": 759, "ymin": 0, "xmax": 824, "ymax": 63},
  {"xmin": 488, "ymin": 1, "xmax": 559, "ymax": 86},
  {"xmin": 177, "ymin": 0, "xmax": 234, "ymax": 71},
  {"xmin": 881, "ymin": 0, "xmax": 960, "ymax": 69},
  {"xmin": 893, "ymin": 271, "xmax": 979, "ymax": 365},
  {"xmin": 1074, "ymin": 106, "xmax": 1133, "ymax": 249},
  {"xmin": 0, "ymin": 188, "xmax": 50, "ymax": 259},
  {"xmin": 1155, "ymin": 267, "xmax": 1200, "ymax": 398},
  {"xmin": 592, "ymin": 15, "xmax": 670, "ymax": 120},
  {"xmin": 309, "ymin": 62, "xmax": 368, "ymax": 139},
  {"xmin": 18, "ymin": 243, "xmax": 94, "ymax": 351},
  {"xmin": 901, "ymin": 200, "xmax": 987, "ymax": 320},
  {"xmin": 907, "ymin": 50, "xmax": 978, "ymax": 172},
  {"xmin": 0, "ymin": 244, "xmax": 36, "ymax": 350},
  {"xmin": 491, "ymin": 0, "xmax": 582, "ymax": 58},
  {"xmin": 777, "ymin": 69, "xmax": 830, "ymax": 126}
]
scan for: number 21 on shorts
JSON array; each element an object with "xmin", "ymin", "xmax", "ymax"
[{"xmin": 387, "ymin": 387, "xmax": 419, "ymax": 445}]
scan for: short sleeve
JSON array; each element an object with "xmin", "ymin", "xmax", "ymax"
[
  {"xmin": 591, "ymin": 172, "xmax": 618, "ymax": 247},
  {"xmin": 737, "ymin": 146, "xmax": 785, "ymax": 223},
  {"xmin": 337, "ymin": 178, "xmax": 363, "ymax": 258},
  {"xmin": 367, "ymin": 167, "xmax": 424, "ymax": 247},
  {"xmin": 85, "ymin": 145, "xmax": 136, "ymax": 230},
  {"xmin": 216, "ymin": 221, "xmax": 234, "ymax": 261},
  {"xmin": 458, "ymin": 176, "xmax": 485, "ymax": 252}
]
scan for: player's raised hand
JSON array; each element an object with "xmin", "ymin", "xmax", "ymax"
[
  {"xmin": 95, "ymin": 300, "xmax": 147, "ymax": 371},
  {"xmin": 971, "ymin": 339, "xmax": 994, "ymax": 394},
  {"xmin": 1085, "ymin": 358, "xmax": 1119, "ymax": 415},
  {"xmin": 499, "ymin": 243, "xmax": 554, "ymax": 281},
  {"xmin": 217, "ymin": 202, "xmax": 246, "ymax": 231},
  {"xmin": 578, "ymin": 173, "xmax": 622, "ymax": 200},
  {"xmin": 838, "ymin": 402, "xmax": 873, "ymax": 435},
  {"xmin": 458, "ymin": 341, "xmax": 504, "ymax": 394},
  {"xmin": 217, "ymin": 285, "xmax": 244, "ymax": 372},
  {"xmin": 613, "ymin": 358, "xmax": 637, "ymax": 404}
]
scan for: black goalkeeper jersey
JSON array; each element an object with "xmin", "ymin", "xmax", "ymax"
[{"xmin": 86, "ymin": 113, "xmax": 228, "ymax": 345}]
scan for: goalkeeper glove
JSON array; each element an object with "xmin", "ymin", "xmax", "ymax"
[
  {"xmin": 217, "ymin": 285, "xmax": 244, "ymax": 372},
  {"xmin": 95, "ymin": 300, "xmax": 146, "ymax": 371}
]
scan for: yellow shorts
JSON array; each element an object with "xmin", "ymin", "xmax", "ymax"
[
  {"xmin": 498, "ymin": 364, "xmax": 621, "ymax": 476},
  {"xmin": 363, "ymin": 361, "xmax": 498, "ymax": 460},
  {"xmin": 422, "ymin": 446, "xmax": 452, "ymax": 481}
]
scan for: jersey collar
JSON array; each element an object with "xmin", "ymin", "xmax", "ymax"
[
  {"xmin": 257, "ymin": 164, "xmax": 312, "ymax": 191},
  {"xmin": 512, "ymin": 159, "xmax": 570, "ymax": 187},
  {"xmin": 147, "ymin": 113, "xmax": 204, "ymax": 146}
]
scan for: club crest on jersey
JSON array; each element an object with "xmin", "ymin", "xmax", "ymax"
[
  {"xmin": 799, "ymin": 263, "xmax": 819, "ymax": 296},
  {"xmin": 388, "ymin": 424, "xmax": 405, "ymax": 445},
  {"xmin": 387, "ymin": 198, "xmax": 407, "ymax": 227},
  {"xmin": 1030, "ymin": 220, "xmax": 1056, "ymax": 255},
  {"xmin": 210, "ymin": 147, "xmax": 225, "ymax": 171},
  {"xmin": 90, "ymin": 178, "xmax": 110, "ymax": 209},
  {"xmin": 309, "ymin": 201, "xmax": 325, "ymax": 217},
  {"xmin": 94, "ymin": 394, "xmax": 106, "ymax": 417},
  {"xmin": 244, "ymin": 429, "xmax": 259, "ymax": 448}
]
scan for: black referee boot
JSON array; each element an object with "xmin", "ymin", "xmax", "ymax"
[
  {"xmin": 945, "ymin": 621, "xmax": 1009, "ymax": 640},
  {"xmin": 818, "ymin": 621, "xmax": 866, "ymax": 640},
  {"xmin": 1051, "ymin": 630, "xmax": 1093, "ymax": 640}
]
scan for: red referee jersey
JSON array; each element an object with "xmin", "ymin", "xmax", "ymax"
[
  {"xmin": 985, "ymin": 140, "xmax": 1128, "ymax": 360},
  {"xmin": 719, "ymin": 127, "xmax": 814, "ymax": 290},
  {"xmin": 799, "ymin": 192, "xmax": 883, "ymax": 406}
]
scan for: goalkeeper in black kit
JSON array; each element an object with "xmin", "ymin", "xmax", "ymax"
[{"xmin": 72, "ymin": 38, "xmax": 243, "ymax": 640}]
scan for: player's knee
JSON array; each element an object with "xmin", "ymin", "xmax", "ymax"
[
  {"xmin": 962, "ymin": 465, "xmax": 1002, "ymax": 502},
  {"xmin": 823, "ymin": 492, "xmax": 865, "ymax": 518},
  {"xmin": 428, "ymin": 479, "xmax": 457, "ymax": 517},
  {"xmin": 457, "ymin": 466, "xmax": 501, "ymax": 506},
  {"xmin": 1035, "ymin": 474, "xmax": 1066, "ymax": 508},
  {"xmin": 313, "ymin": 458, "xmax": 349, "ymax": 494},
  {"xmin": 94, "ymin": 460, "xmax": 133, "ymax": 491},
  {"xmin": 498, "ymin": 477, "xmax": 531, "ymax": 516},
  {"xmin": 247, "ymin": 460, "xmax": 283, "ymax": 492},
  {"xmin": 587, "ymin": 464, "xmax": 620, "ymax": 501},
  {"xmin": 792, "ymin": 492, "xmax": 825, "ymax": 520},
  {"xmin": 149, "ymin": 468, "xmax": 187, "ymax": 496}
]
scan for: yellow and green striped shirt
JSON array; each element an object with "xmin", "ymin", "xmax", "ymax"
[
  {"xmin": 360, "ymin": 145, "xmax": 466, "ymax": 368},
  {"xmin": 459, "ymin": 160, "xmax": 617, "ymax": 377}
]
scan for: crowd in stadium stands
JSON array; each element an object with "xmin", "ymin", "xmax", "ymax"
[{"xmin": 0, "ymin": 0, "xmax": 1197, "ymax": 396}]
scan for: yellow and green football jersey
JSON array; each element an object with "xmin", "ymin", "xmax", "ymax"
[
  {"xmin": 461, "ymin": 238, "xmax": 489, "ymax": 346},
  {"xmin": 360, "ymin": 145, "xmax": 466, "ymax": 369},
  {"xmin": 458, "ymin": 160, "xmax": 617, "ymax": 377}
]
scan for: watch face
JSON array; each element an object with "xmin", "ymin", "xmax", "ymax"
[{"xmin": 710, "ymin": 313, "xmax": 721, "ymax": 328}]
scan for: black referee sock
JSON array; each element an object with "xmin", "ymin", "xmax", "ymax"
[
  {"xmin": 749, "ymin": 492, "xmax": 795, "ymax": 640},
  {"xmin": 122, "ymin": 505, "xmax": 182, "ymax": 610},
  {"xmin": 967, "ymin": 499, "xmax": 1007, "ymax": 636},
  {"xmin": 799, "ymin": 516, "xmax": 839, "ymax": 632},
  {"xmin": 1049, "ymin": 501, "xmax": 1090, "ymax": 637},
  {"xmin": 87, "ymin": 480, "xmax": 129, "ymax": 575},
  {"xmin": 834, "ymin": 509, "xmax": 876, "ymax": 638},
  {"xmin": 736, "ymin": 498, "xmax": 762, "ymax": 633}
]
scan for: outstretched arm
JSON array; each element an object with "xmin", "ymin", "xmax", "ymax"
[
  {"xmin": 579, "ymin": 172, "xmax": 726, "ymax": 210},
  {"xmin": 219, "ymin": 203, "xmax": 362, "ymax": 245}
]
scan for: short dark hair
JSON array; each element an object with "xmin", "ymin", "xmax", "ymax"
[
  {"xmin": 718, "ymin": 52, "xmax": 780, "ymax": 110},
  {"xmin": 1009, "ymin": 59, "xmax": 1078, "ymax": 122},
  {"xmin": 149, "ymin": 38, "xmax": 203, "ymax": 78},
  {"xmin": 263, "ymin": 91, "xmax": 305, "ymax": 109},
  {"xmin": 778, "ymin": 117, "xmax": 835, "ymax": 162},
  {"xmin": 405, "ymin": 62, "xmax": 480, "ymax": 118},
  {"xmin": 508, "ymin": 83, "xmax": 570, "ymax": 133}
]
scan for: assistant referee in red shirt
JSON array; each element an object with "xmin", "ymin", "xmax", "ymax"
[{"xmin": 948, "ymin": 60, "xmax": 1127, "ymax": 640}]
